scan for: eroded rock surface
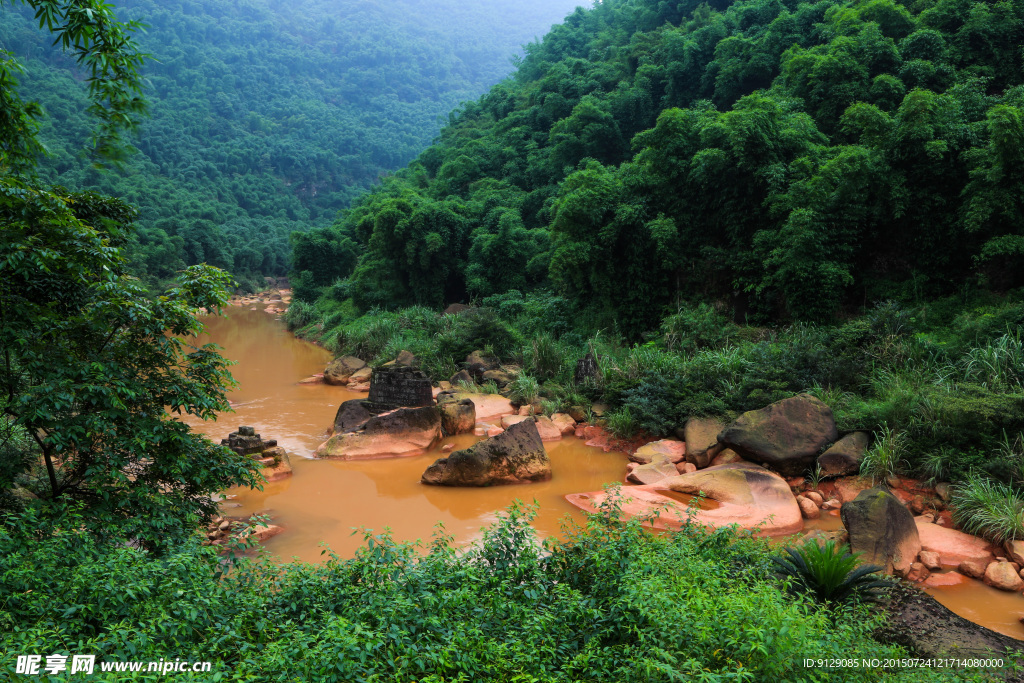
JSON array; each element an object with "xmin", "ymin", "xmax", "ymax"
[
  {"xmin": 684, "ymin": 417, "xmax": 724, "ymax": 469},
  {"xmin": 841, "ymin": 488, "xmax": 920, "ymax": 575},
  {"xmin": 421, "ymin": 419, "xmax": 550, "ymax": 486},
  {"xmin": 437, "ymin": 392, "xmax": 475, "ymax": 435},
  {"xmin": 567, "ymin": 462, "xmax": 802, "ymax": 536},
  {"xmin": 316, "ymin": 406, "xmax": 441, "ymax": 459},
  {"xmin": 324, "ymin": 356, "xmax": 367, "ymax": 386},
  {"xmin": 719, "ymin": 394, "xmax": 838, "ymax": 477}
]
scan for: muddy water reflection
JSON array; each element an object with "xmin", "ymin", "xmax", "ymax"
[{"xmin": 181, "ymin": 308, "xmax": 625, "ymax": 562}]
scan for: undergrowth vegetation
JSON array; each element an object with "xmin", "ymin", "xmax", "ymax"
[{"xmin": 3, "ymin": 496, "xmax": 1009, "ymax": 682}]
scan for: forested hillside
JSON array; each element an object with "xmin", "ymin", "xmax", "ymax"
[
  {"xmin": 302, "ymin": 0, "xmax": 1024, "ymax": 333},
  {"xmin": 0, "ymin": 0, "xmax": 582, "ymax": 289}
]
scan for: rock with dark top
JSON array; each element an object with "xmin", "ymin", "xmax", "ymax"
[
  {"xmin": 324, "ymin": 356, "xmax": 367, "ymax": 386},
  {"xmin": 332, "ymin": 399, "xmax": 392, "ymax": 434},
  {"xmin": 368, "ymin": 365, "xmax": 434, "ymax": 407},
  {"xmin": 817, "ymin": 431, "xmax": 869, "ymax": 477},
  {"xmin": 443, "ymin": 303, "xmax": 472, "ymax": 316},
  {"xmin": 421, "ymin": 419, "xmax": 550, "ymax": 486},
  {"xmin": 719, "ymin": 394, "xmax": 838, "ymax": 476},
  {"xmin": 450, "ymin": 369, "xmax": 473, "ymax": 386},
  {"xmin": 221, "ymin": 426, "xmax": 267, "ymax": 457},
  {"xmin": 316, "ymin": 406, "xmax": 442, "ymax": 459},
  {"xmin": 574, "ymin": 351, "xmax": 600, "ymax": 385},
  {"xmin": 465, "ymin": 350, "xmax": 498, "ymax": 381},
  {"xmin": 841, "ymin": 488, "xmax": 921, "ymax": 575},
  {"xmin": 437, "ymin": 392, "xmax": 476, "ymax": 435}
]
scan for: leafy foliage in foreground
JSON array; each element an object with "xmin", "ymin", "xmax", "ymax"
[
  {"xmin": 773, "ymin": 539, "xmax": 888, "ymax": 606},
  {"xmin": 1, "ymin": 500, "xmax": 1003, "ymax": 682},
  {"xmin": 0, "ymin": 179, "xmax": 261, "ymax": 548}
]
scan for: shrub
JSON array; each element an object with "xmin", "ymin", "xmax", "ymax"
[
  {"xmin": 951, "ymin": 475, "xmax": 1024, "ymax": 544},
  {"xmin": 860, "ymin": 424, "xmax": 908, "ymax": 482},
  {"xmin": 283, "ymin": 299, "xmax": 319, "ymax": 330},
  {"xmin": 605, "ymin": 406, "xmax": 640, "ymax": 438},
  {"xmin": 508, "ymin": 374, "xmax": 539, "ymax": 404},
  {"xmin": 772, "ymin": 539, "xmax": 888, "ymax": 606}
]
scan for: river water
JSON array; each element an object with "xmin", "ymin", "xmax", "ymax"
[
  {"xmin": 180, "ymin": 306, "xmax": 626, "ymax": 562},
  {"xmin": 181, "ymin": 306, "xmax": 1024, "ymax": 640}
]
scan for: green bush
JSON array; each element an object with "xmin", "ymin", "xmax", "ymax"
[
  {"xmin": 772, "ymin": 539, "xmax": 888, "ymax": 606},
  {"xmin": 951, "ymin": 475, "xmax": 1024, "ymax": 544}
]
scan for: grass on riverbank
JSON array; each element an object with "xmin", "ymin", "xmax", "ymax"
[{"xmin": 2, "ymin": 497, "xmax": 1014, "ymax": 682}]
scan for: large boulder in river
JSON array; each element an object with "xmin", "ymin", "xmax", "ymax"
[
  {"xmin": 719, "ymin": 394, "xmax": 838, "ymax": 476},
  {"xmin": 437, "ymin": 392, "xmax": 475, "ymax": 435},
  {"xmin": 841, "ymin": 488, "xmax": 921, "ymax": 575},
  {"xmin": 324, "ymin": 356, "xmax": 367, "ymax": 386},
  {"xmin": 421, "ymin": 419, "xmax": 550, "ymax": 486},
  {"xmin": 817, "ymin": 431, "xmax": 869, "ymax": 477},
  {"xmin": 567, "ymin": 462, "xmax": 802, "ymax": 536},
  {"xmin": 316, "ymin": 406, "xmax": 441, "ymax": 459}
]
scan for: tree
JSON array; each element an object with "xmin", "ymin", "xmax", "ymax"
[
  {"xmin": 0, "ymin": 0, "xmax": 147, "ymax": 172},
  {"xmin": 0, "ymin": 182, "xmax": 262, "ymax": 547}
]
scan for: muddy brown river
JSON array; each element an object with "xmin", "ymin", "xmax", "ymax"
[{"xmin": 181, "ymin": 306, "xmax": 1024, "ymax": 639}]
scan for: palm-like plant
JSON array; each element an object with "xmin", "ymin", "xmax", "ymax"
[{"xmin": 772, "ymin": 539, "xmax": 887, "ymax": 606}]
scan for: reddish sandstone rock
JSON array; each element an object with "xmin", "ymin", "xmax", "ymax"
[
  {"xmin": 534, "ymin": 416, "xmax": 563, "ymax": 442},
  {"xmin": 915, "ymin": 518, "xmax": 995, "ymax": 567},
  {"xmin": 675, "ymin": 462, "xmax": 697, "ymax": 474},
  {"xmin": 709, "ymin": 448, "xmax": 743, "ymax": 467},
  {"xmin": 684, "ymin": 417, "xmax": 724, "ymax": 469},
  {"xmin": 923, "ymin": 571, "xmax": 970, "ymax": 588},
  {"xmin": 1006, "ymin": 540, "xmax": 1024, "ymax": 566},
  {"xmin": 834, "ymin": 476, "xmax": 875, "ymax": 504},
  {"xmin": 247, "ymin": 524, "xmax": 283, "ymax": 542},
  {"xmin": 422, "ymin": 419, "xmax": 550, "ymax": 487},
  {"xmin": 501, "ymin": 415, "xmax": 531, "ymax": 429},
  {"xmin": 324, "ymin": 356, "xmax": 367, "ymax": 386},
  {"xmin": 984, "ymin": 561, "xmax": 1024, "ymax": 591},
  {"xmin": 297, "ymin": 374, "xmax": 325, "ymax": 385},
  {"xmin": 550, "ymin": 413, "xmax": 577, "ymax": 436},
  {"xmin": 316, "ymin": 406, "xmax": 442, "ymax": 459},
  {"xmin": 567, "ymin": 462, "xmax": 803, "ymax": 536},
  {"xmin": 631, "ymin": 439, "xmax": 686, "ymax": 465},
  {"xmin": 261, "ymin": 452, "xmax": 293, "ymax": 483},
  {"xmin": 626, "ymin": 453, "xmax": 680, "ymax": 486},
  {"xmin": 487, "ymin": 425, "xmax": 505, "ymax": 437},
  {"xmin": 797, "ymin": 496, "xmax": 820, "ymax": 520},
  {"xmin": 919, "ymin": 550, "xmax": 942, "ymax": 571},
  {"xmin": 906, "ymin": 562, "xmax": 930, "ymax": 583},
  {"xmin": 958, "ymin": 559, "xmax": 988, "ymax": 579},
  {"xmin": 718, "ymin": 394, "xmax": 838, "ymax": 477},
  {"xmin": 456, "ymin": 393, "xmax": 514, "ymax": 422},
  {"xmin": 805, "ymin": 491, "xmax": 824, "ymax": 506},
  {"xmin": 437, "ymin": 393, "xmax": 476, "ymax": 436}
]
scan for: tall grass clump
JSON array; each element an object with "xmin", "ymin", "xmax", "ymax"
[
  {"xmin": 282, "ymin": 299, "xmax": 319, "ymax": 331},
  {"xmin": 860, "ymin": 424, "xmax": 908, "ymax": 482},
  {"xmin": 960, "ymin": 329, "xmax": 1024, "ymax": 390},
  {"xmin": 508, "ymin": 374, "xmax": 539, "ymax": 404},
  {"xmin": 951, "ymin": 475, "xmax": 1024, "ymax": 544}
]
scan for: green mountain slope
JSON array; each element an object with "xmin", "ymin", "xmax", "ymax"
[
  {"xmin": 0, "ymin": 0, "xmax": 582, "ymax": 287},
  {"xmin": 311, "ymin": 0, "xmax": 1024, "ymax": 334}
]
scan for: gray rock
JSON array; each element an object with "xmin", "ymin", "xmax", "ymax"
[
  {"xmin": 421, "ymin": 419, "xmax": 550, "ymax": 486},
  {"xmin": 818, "ymin": 431, "xmax": 869, "ymax": 477},
  {"xmin": 841, "ymin": 487, "xmax": 921, "ymax": 575}
]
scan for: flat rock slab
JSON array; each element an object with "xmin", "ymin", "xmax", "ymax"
[
  {"xmin": 452, "ymin": 392, "xmax": 514, "ymax": 422},
  {"xmin": 567, "ymin": 462, "xmax": 802, "ymax": 536},
  {"xmin": 915, "ymin": 518, "xmax": 996, "ymax": 567},
  {"xmin": 922, "ymin": 571, "xmax": 971, "ymax": 588},
  {"xmin": 626, "ymin": 454, "xmax": 679, "ymax": 485}
]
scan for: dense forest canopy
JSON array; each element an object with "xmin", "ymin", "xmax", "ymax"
[
  {"xmin": 0, "ymin": 0, "xmax": 583, "ymax": 289},
  {"xmin": 300, "ymin": 0, "xmax": 1024, "ymax": 336}
]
